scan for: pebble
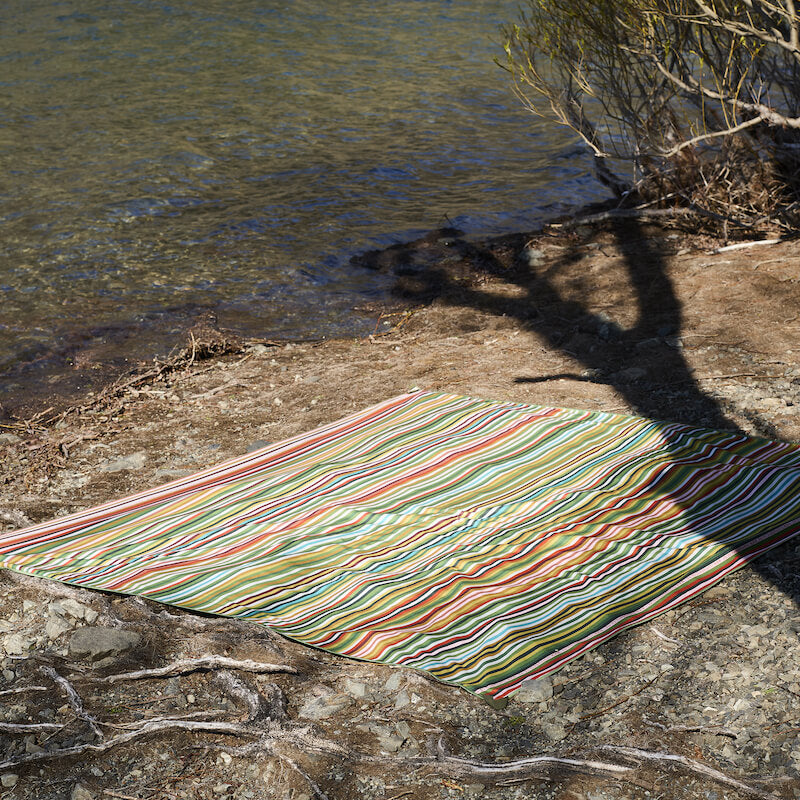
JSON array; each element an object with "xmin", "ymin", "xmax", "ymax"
[{"xmin": 1, "ymin": 774, "xmax": 19, "ymax": 788}]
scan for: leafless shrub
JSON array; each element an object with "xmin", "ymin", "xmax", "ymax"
[{"xmin": 501, "ymin": 0, "xmax": 800, "ymax": 232}]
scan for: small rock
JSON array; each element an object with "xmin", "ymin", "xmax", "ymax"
[
  {"xmin": 297, "ymin": 690, "xmax": 351, "ymax": 721},
  {"xmin": 385, "ymin": 672, "xmax": 403, "ymax": 692},
  {"xmin": 2, "ymin": 634, "xmax": 31, "ymax": 656},
  {"xmin": 394, "ymin": 690, "xmax": 410, "ymax": 710},
  {"xmin": 250, "ymin": 344, "xmax": 270, "ymax": 356},
  {"xmin": 71, "ymin": 784, "xmax": 94, "ymax": 800},
  {"xmin": 541, "ymin": 720, "xmax": 567, "ymax": 741},
  {"xmin": 213, "ymin": 783, "xmax": 231, "ymax": 795},
  {"xmin": 100, "ymin": 452, "xmax": 147, "ymax": 473},
  {"xmin": 372, "ymin": 724, "xmax": 406, "ymax": 753},
  {"xmin": 1, "ymin": 774, "xmax": 19, "ymax": 788},
  {"xmin": 342, "ymin": 678, "xmax": 368, "ymax": 699},
  {"xmin": 524, "ymin": 247, "xmax": 546, "ymax": 267},
  {"xmin": 246, "ymin": 440, "xmax": 271, "ymax": 454},
  {"xmin": 512, "ymin": 675, "xmax": 554, "ymax": 704},
  {"xmin": 21, "ymin": 600, "xmax": 36, "ymax": 614},
  {"xmin": 3, "ymin": 669, "xmax": 14, "ymax": 681},
  {"xmin": 68, "ymin": 627, "xmax": 142, "ymax": 662},
  {"xmin": 217, "ymin": 752, "xmax": 233, "ymax": 766},
  {"xmin": 59, "ymin": 599, "xmax": 89, "ymax": 619},
  {"xmin": 45, "ymin": 616, "xmax": 73, "ymax": 640}
]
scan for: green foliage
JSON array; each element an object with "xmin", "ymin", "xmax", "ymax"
[{"xmin": 501, "ymin": 0, "xmax": 800, "ymax": 230}]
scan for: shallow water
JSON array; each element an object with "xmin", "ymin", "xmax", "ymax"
[{"xmin": 0, "ymin": 0, "xmax": 605, "ymax": 402}]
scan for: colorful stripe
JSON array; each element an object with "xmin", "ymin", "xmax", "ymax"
[{"xmin": 2, "ymin": 390, "xmax": 800, "ymax": 698}]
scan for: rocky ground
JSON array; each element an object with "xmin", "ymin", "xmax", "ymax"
[{"xmin": 2, "ymin": 216, "xmax": 800, "ymax": 800}]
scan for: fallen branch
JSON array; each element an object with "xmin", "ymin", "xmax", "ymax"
[
  {"xmin": 600, "ymin": 745, "xmax": 779, "ymax": 800},
  {"xmin": 102, "ymin": 656, "xmax": 298, "ymax": 683},
  {"xmin": 714, "ymin": 239, "xmax": 782, "ymax": 253}
]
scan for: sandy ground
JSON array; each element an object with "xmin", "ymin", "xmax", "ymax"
[{"xmin": 2, "ymin": 218, "xmax": 800, "ymax": 799}]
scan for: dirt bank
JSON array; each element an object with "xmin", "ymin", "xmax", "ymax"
[{"xmin": 2, "ymin": 218, "xmax": 800, "ymax": 799}]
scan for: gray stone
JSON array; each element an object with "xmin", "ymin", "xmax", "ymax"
[
  {"xmin": 342, "ymin": 678, "xmax": 368, "ymax": 699},
  {"xmin": 59, "ymin": 599, "xmax": 89, "ymax": 619},
  {"xmin": 512, "ymin": 675, "xmax": 554, "ymax": 704},
  {"xmin": 2, "ymin": 634, "xmax": 32, "ymax": 656},
  {"xmin": 373, "ymin": 724, "xmax": 406, "ymax": 753},
  {"xmin": 45, "ymin": 616, "xmax": 73, "ymax": 641},
  {"xmin": 71, "ymin": 784, "xmax": 94, "ymax": 800},
  {"xmin": 0, "ymin": 433, "xmax": 21, "ymax": 445},
  {"xmin": 524, "ymin": 247, "xmax": 546, "ymax": 267},
  {"xmin": 541, "ymin": 720, "xmax": 568, "ymax": 741},
  {"xmin": 1, "ymin": 774, "xmax": 18, "ymax": 788},
  {"xmin": 246, "ymin": 440, "xmax": 271, "ymax": 453},
  {"xmin": 68, "ymin": 627, "xmax": 142, "ymax": 662},
  {"xmin": 100, "ymin": 452, "xmax": 147, "ymax": 473},
  {"xmin": 384, "ymin": 672, "xmax": 403, "ymax": 692},
  {"xmin": 297, "ymin": 690, "xmax": 351, "ymax": 721}
]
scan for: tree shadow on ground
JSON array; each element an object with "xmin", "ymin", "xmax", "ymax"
[{"xmin": 358, "ymin": 217, "xmax": 800, "ymax": 611}]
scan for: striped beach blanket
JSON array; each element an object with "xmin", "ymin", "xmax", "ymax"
[{"xmin": 2, "ymin": 390, "xmax": 800, "ymax": 699}]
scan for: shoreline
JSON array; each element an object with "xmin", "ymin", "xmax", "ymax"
[{"xmin": 2, "ymin": 217, "xmax": 800, "ymax": 798}]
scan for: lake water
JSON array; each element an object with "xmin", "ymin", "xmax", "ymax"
[{"xmin": 0, "ymin": 0, "xmax": 605, "ymax": 405}]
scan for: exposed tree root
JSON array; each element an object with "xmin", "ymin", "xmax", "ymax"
[
  {"xmin": 42, "ymin": 665, "xmax": 103, "ymax": 740},
  {"xmin": 0, "ymin": 659, "xmax": 783, "ymax": 800},
  {"xmin": 0, "ymin": 719, "xmax": 256, "ymax": 771},
  {"xmin": 600, "ymin": 745, "xmax": 779, "ymax": 800},
  {"xmin": 101, "ymin": 656, "xmax": 298, "ymax": 683}
]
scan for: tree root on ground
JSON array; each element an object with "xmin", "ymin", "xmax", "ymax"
[
  {"xmin": 0, "ymin": 658, "xmax": 785, "ymax": 800},
  {"xmin": 101, "ymin": 656, "xmax": 298, "ymax": 683}
]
